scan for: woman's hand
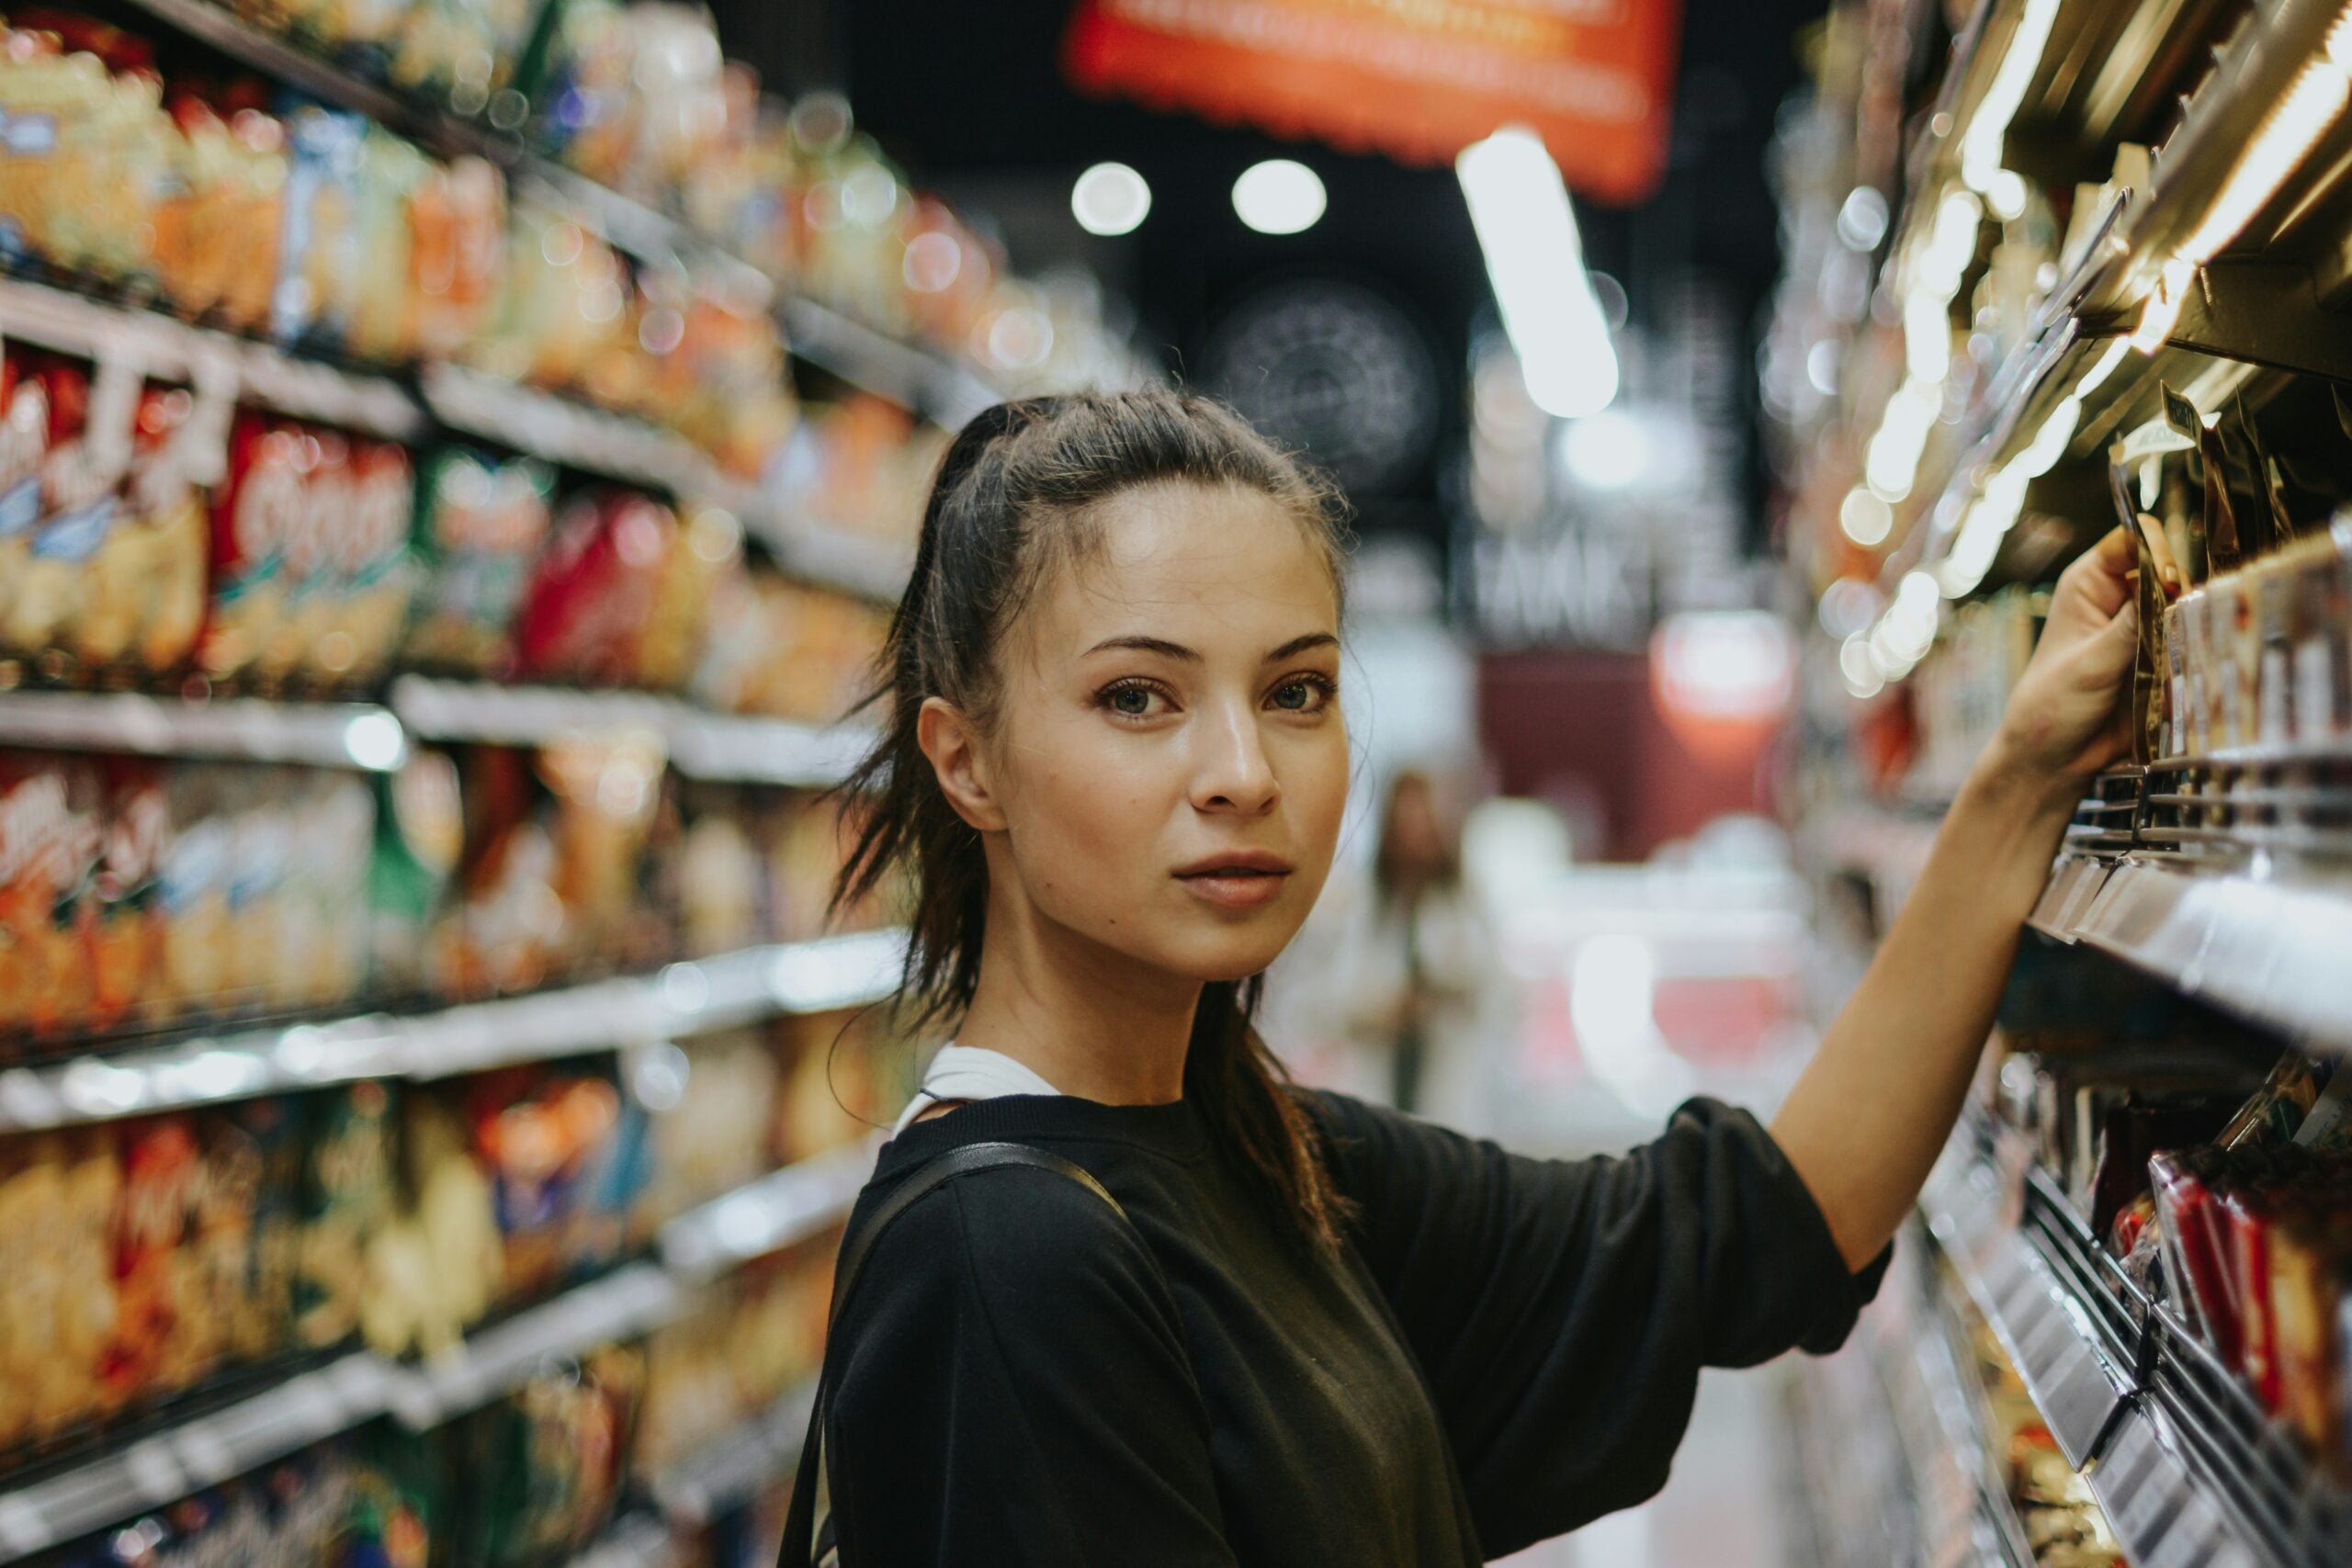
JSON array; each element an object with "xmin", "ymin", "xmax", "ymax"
[{"xmin": 1977, "ymin": 525, "xmax": 2141, "ymax": 800}]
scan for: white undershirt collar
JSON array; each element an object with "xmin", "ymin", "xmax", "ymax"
[{"xmin": 891, "ymin": 1044, "xmax": 1067, "ymax": 1134}]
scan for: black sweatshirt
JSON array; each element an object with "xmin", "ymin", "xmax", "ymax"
[{"xmin": 820, "ymin": 1091, "xmax": 1886, "ymax": 1565}]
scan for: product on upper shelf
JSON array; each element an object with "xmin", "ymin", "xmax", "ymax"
[
  {"xmin": 2159, "ymin": 512, "xmax": 2352, "ymax": 759},
  {"xmin": 338, "ymin": 1339, "xmax": 647, "ymax": 1568},
  {"xmin": 400, "ymin": 445, "xmax": 557, "ymax": 677},
  {"xmin": 434, "ymin": 735, "xmax": 673, "ymax": 997},
  {"xmin": 275, "ymin": 107, "xmax": 507, "ymax": 365},
  {"xmin": 199, "ymin": 412, "xmax": 422, "ymax": 693},
  {"xmin": 512, "ymin": 487, "xmax": 739, "ymax": 691},
  {"xmin": 772, "ymin": 394, "xmax": 948, "ymax": 547},
  {"xmin": 673, "ymin": 781, "xmax": 871, "ymax": 958},
  {"xmin": 690, "ymin": 567, "xmax": 887, "ymax": 723},
  {"xmin": 633, "ymin": 1244, "xmax": 831, "ymax": 1480},
  {"xmin": 636, "ymin": 1025, "xmax": 778, "ymax": 1229}
]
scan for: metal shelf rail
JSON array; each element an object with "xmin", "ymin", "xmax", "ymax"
[{"xmin": 1921, "ymin": 1117, "xmax": 2352, "ymax": 1567}]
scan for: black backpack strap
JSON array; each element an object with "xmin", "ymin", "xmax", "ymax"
[{"xmin": 778, "ymin": 1142, "xmax": 1132, "ymax": 1566}]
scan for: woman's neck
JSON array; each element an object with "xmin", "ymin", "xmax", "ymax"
[{"xmin": 955, "ymin": 886, "xmax": 1198, "ymax": 1106}]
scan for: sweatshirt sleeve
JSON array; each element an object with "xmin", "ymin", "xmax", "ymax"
[
  {"xmin": 824, "ymin": 1166, "xmax": 1241, "ymax": 1568},
  {"xmin": 1311, "ymin": 1092, "xmax": 1889, "ymax": 1557}
]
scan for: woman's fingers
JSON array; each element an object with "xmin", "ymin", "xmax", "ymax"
[{"xmin": 2055, "ymin": 525, "xmax": 2136, "ymax": 621}]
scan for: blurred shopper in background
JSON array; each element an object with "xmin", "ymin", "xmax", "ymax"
[{"xmin": 1291, "ymin": 766, "xmax": 1508, "ymax": 1127}]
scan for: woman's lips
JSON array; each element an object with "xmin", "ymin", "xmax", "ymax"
[{"xmin": 1174, "ymin": 864, "xmax": 1292, "ymax": 910}]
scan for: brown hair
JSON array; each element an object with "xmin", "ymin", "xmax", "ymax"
[{"xmin": 832, "ymin": 389, "xmax": 1352, "ymax": 1247}]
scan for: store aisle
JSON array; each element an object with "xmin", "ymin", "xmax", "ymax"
[{"xmin": 1493, "ymin": 1365, "xmax": 1800, "ymax": 1568}]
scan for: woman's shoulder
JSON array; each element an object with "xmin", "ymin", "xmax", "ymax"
[{"xmin": 836, "ymin": 1145, "xmax": 1166, "ymax": 1334}]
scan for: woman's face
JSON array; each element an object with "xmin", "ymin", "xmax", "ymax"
[{"xmin": 969, "ymin": 480, "xmax": 1348, "ymax": 986}]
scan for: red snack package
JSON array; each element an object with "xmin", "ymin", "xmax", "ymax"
[
  {"xmin": 2152, "ymin": 1150, "xmax": 2242, "ymax": 1363},
  {"xmin": 200, "ymin": 413, "xmax": 306, "ymax": 684},
  {"xmin": 2229, "ymin": 1186, "xmax": 2283, "ymax": 1407},
  {"xmin": 106, "ymin": 1113, "xmax": 205, "ymax": 1405},
  {"xmin": 512, "ymin": 489, "xmax": 678, "ymax": 686}
]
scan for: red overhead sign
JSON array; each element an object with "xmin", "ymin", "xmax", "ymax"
[{"xmin": 1063, "ymin": 0, "xmax": 1684, "ymax": 205}]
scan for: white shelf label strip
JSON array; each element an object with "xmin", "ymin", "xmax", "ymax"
[{"xmin": 0, "ymin": 931, "xmax": 905, "ymax": 1132}]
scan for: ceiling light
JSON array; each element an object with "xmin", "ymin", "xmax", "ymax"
[
  {"xmin": 1233, "ymin": 160, "xmax": 1326, "ymax": 235},
  {"xmin": 1071, "ymin": 162, "xmax": 1151, "ymax": 237},
  {"xmin": 1456, "ymin": 127, "xmax": 1618, "ymax": 420}
]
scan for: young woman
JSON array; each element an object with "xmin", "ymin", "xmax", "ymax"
[{"xmin": 810, "ymin": 390, "xmax": 2138, "ymax": 1565}]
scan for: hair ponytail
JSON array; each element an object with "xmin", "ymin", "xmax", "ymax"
[{"xmin": 831, "ymin": 390, "xmax": 1351, "ymax": 1250}]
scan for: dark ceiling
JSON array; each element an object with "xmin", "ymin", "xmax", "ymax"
[{"xmin": 711, "ymin": 0, "xmax": 1828, "ymax": 549}]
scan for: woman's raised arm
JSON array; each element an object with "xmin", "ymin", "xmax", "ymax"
[{"xmin": 1771, "ymin": 526, "xmax": 2142, "ymax": 1269}]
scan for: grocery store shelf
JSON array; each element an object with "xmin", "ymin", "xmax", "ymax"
[
  {"xmin": 389, "ymin": 677, "xmax": 876, "ymax": 787},
  {"xmin": 0, "ymin": 930, "xmax": 908, "ymax": 1133},
  {"xmin": 0, "ymin": 275, "xmax": 427, "ymax": 441},
  {"xmin": 782, "ymin": 298, "xmax": 1000, "ymax": 430},
  {"xmin": 415, "ymin": 362, "xmax": 758, "ymax": 510},
  {"xmin": 0, "ymin": 1145, "xmax": 860, "ymax": 1558},
  {"xmin": 2026, "ymin": 854, "xmax": 2352, "ymax": 1055},
  {"xmin": 662, "ymin": 1138, "xmax": 871, "ymax": 1283},
  {"xmin": 0, "ymin": 689, "xmax": 410, "ymax": 770},
  {"xmin": 1922, "ymin": 1121, "xmax": 2346, "ymax": 1568},
  {"xmin": 757, "ymin": 517, "xmax": 916, "ymax": 604},
  {"xmin": 648, "ymin": 1379, "xmax": 817, "ymax": 1525},
  {"xmin": 115, "ymin": 0, "xmax": 505, "ymax": 159},
  {"xmin": 0, "ymin": 1352, "xmax": 392, "ymax": 1562},
  {"xmin": 388, "ymin": 677, "xmax": 680, "ymax": 745},
  {"xmin": 514, "ymin": 164, "xmax": 773, "ymax": 308},
  {"xmin": 386, "ymin": 1264, "xmax": 682, "ymax": 1429}
]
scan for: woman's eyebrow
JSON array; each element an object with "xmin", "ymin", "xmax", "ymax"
[
  {"xmin": 1084, "ymin": 634, "xmax": 1199, "ymax": 660},
  {"xmin": 1265, "ymin": 632, "xmax": 1339, "ymax": 661},
  {"xmin": 1081, "ymin": 631, "xmax": 1337, "ymax": 661}
]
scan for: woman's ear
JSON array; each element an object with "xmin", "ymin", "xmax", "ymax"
[{"xmin": 917, "ymin": 696, "xmax": 1007, "ymax": 831}]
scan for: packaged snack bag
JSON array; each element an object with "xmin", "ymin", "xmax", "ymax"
[
  {"xmin": 406, "ymin": 153, "xmax": 506, "ymax": 362},
  {"xmin": 677, "ymin": 784, "xmax": 760, "ymax": 956},
  {"xmin": 72, "ymin": 379, "xmax": 223, "ymax": 676},
  {"xmin": 106, "ymin": 1113, "xmax": 208, "ymax": 1404},
  {"xmin": 400, "ymin": 446, "xmax": 553, "ymax": 676},
  {"xmin": 512, "ymin": 489, "xmax": 678, "ymax": 686},
  {"xmin": 294, "ymin": 1079, "xmax": 397, "ymax": 1348},
  {"xmin": 225, "ymin": 765, "xmax": 297, "ymax": 1008},
  {"xmin": 0, "ymin": 754, "xmax": 101, "ymax": 1043},
  {"xmin": 367, "ymin": 748, "xmax": 463, "ymax": 996},
  {"xmin": 0, "ymin": 352, "xmax": 51, "ymax": 642},
  {"xmin": 283, "ymin": 773, "xmax": 376, "ymax": 1009},
  {"xmin": 321, "ymin": 437, "xmax": 420, "ymax": 686},
  {"xmin": 468, "ymin": 1067, "xmax": 621, "ymax": 1301},
  {"xmin": 87, "ymin": 759, "xmax": 168, "ymax": 1033},
  {"xmin": 272, "ymin": 103, "xmax": 369, "ymax": 350},
  {"xmin": 158, "ymin": 92, "xmax": 288, "ymax": 333},
  {"xmin": 0, "ymin": 1131, "xmax": 121, "ymax": 1446},
  {"xmin": 4, "ymin": 349, "xmax": 139, "ymax": 663},
  {"xmin": 199, "ymin": 414, "xmax": 306, "ymax": 684},
  {"xmin": 364, "ymin": 1086, "xmax": 500, "ymax": 1358},
  {"xmin": 155, "ymin": 762, "xmax": 238, "ymax": 1018},
  {"xmin": 537, "ymin": 733, "xmax": 670, "ymax": 969},
  {"xmin": 225, "ymin": 1092, "xmax": 305, "ymax": 1362}
]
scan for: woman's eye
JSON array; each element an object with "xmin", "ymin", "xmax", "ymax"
[
  {"xmin": 1271, "ymin": 677, "xmax": 1332, "ymax": 713},
  {"xmin": 1101, "ymin": 682, "xmax": 1170, "ymax": 718}
]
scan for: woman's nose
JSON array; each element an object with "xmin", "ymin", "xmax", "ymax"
[{"xmin": 1190, "ymin": 702, "xmax": 1280, "ymax": 815}]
